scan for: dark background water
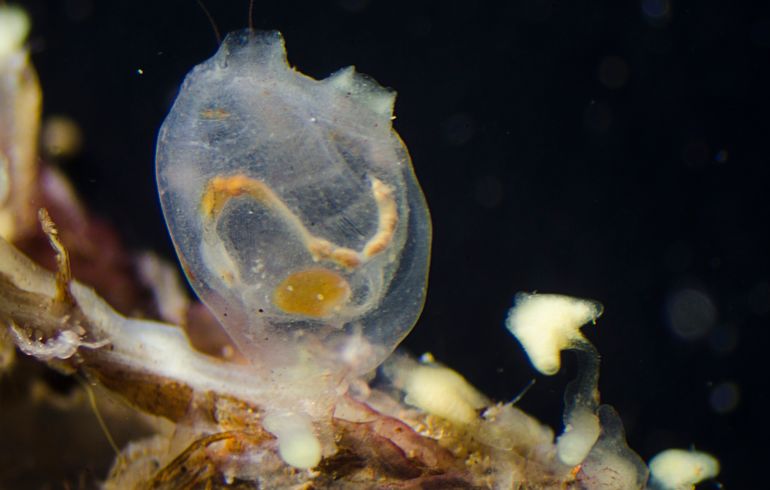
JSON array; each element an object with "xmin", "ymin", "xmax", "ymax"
[{"xmin": 16, "ymin": 0, "xmax": 769, "ymax": 487}]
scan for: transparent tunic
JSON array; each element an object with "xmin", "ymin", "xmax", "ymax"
[{"xmin": 156, "ymin": 30, "xmax": 431, "ymax": 381}]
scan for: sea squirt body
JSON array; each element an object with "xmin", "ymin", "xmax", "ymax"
[{"xmin": 156, "ymin": 30, "xmax": 431, "ymax": 378}]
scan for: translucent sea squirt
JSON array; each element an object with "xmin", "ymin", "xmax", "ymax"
[
  {"xmin": 155, "ymin": 31, "xmax": 431, "ymax": 464},
  {"xmin": 156, "ymin": 30, "xmax": 430, "ymax": 378}
]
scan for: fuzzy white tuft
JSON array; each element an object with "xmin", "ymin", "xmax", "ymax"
[
  {"xmin": 506, "ymin": 293, "xmax": 602, "ymax": 375},
  {"xmin": 649, "ymin": 448, "xmax": 719, "ymax": 489}
]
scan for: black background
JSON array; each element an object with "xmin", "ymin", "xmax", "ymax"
[{"xmin": 16, "ymin": 0, "xmax": 769, "ymax": 487}]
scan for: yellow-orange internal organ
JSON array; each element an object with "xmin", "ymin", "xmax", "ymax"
[
  {"xmin": 200, "ymin": 174, "xmax": 402, "ymax": 271},
  {"xmin": 273, "ymin": 268, "xmax": 351, "ymax": 318}
]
